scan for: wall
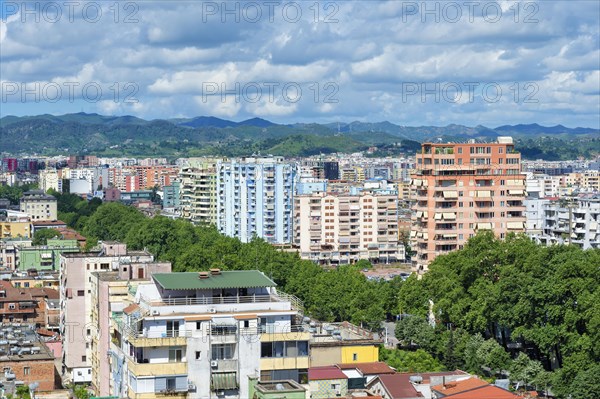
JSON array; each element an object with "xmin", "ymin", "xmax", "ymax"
[{"xmin": 1, "ymin": 358, "xmax": 57, "ymax": 390}]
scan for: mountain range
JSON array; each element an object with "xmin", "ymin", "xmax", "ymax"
[{"xmin": 0, "ymin": 113, "xmax": 598, "ymax": 159}]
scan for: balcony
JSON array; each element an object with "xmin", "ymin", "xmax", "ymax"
[
  {"xmin": 127, "ymin": 359, "xmax": 187, "ymax": 376},
  {"xmin": 140, "ymin": 291, "xmax": 303, "ymax": 316}
]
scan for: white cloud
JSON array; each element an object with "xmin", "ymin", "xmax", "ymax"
[{"xmin": 0, "ymin": 0, "xmax": 598, "ymax": 127}]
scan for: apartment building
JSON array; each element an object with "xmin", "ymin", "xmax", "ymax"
[
  {"xmin": 110, "ymin": 269, "xmax": 306, "ymax": 399},
  {"xmin": 217, "ymin": 157, "xmax": 296, "ymax": 244},
  {"xmin": 527, "ymin": 194, "xmax": 600, "ymax": 249},
  {"xmin": 294, "ymin": 192, "xmax": 404, "ymax": 265},
  {"xmin": 0, "ymin": 211, "xmax": 31, "ymax": 239},
  {"xmin": 410, "ymin": 138, "xmax": 526, "ymax": 272},
  {"xmin": 179, "ymin": 160, "xmax": 219, "ymax": 225},
  {"xmin": 90, "ymin": 261, "xmax": 171, "ymax": 396},
  {"xmin": 20, "ymin": 190, "xmax": 58, "ymax": 221},
  {"xmin": 39, "ymin": 169, "xmax": 63, "ymax": 193},
  {"xmin": 59, "ymin": 241, "xmax": 154, "ymax": 384},
  {"xmin": 108, "ymin": 166, "xmax": 178, "ymax": 191},
  {"xmin": 18, "ymin": 238, "xmax": 79, "ymax": 272}
]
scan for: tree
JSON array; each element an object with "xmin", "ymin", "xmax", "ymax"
[
  {"xmin": 395, "ymin": 315, "xmax": 436, "ymax": 351},
  {"xmin": 32, "ymin": 228, "xmax": 61, "ymax": 246},
  {"xmin": 68, "ymin": 384, "xmax": 91, "ymax": 399},
  {"xmin": 14, "ymin": 386, "xmax": 31, "ymax": 399},
  {"xmin": 379, "ymin": 347, "xmax": 445, "ymax": 373}
]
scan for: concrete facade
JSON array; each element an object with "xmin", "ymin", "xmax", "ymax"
[{"xmin": 410, "ymin": 138, "xmax": 526, "ymax": 272}]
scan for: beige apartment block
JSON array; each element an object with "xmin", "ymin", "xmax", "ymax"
[
  {"xmin": 410, "ymin": 138, "xmax": 526, "ymax": 273},
  {"xmin": 179, "ymin": 160, "xmax": 219, "ymax": 226},
  {"xmin": 294, "ymin": 192, "xmax": 404, "ymax": 265},
  {"xmin": 20, "ymin": 190, "xmax": 58, "ymax": 221}
]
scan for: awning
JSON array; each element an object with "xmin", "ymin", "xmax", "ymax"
[
  {"xmin": 212, "ymin": 372, "xmax": 238, "ymax": 390},
  {"xmin": 476, "ymin": 191, "xmax": 492, "ymax": 198},
  {"xmin": 416, "ymin": 211, "xmax": 423, "ymax": 218},
  {"xmin": 422, "ymin": 211, "xmax": 429, "ymax": 218},
  {"xmin": 212, "ymin": 317, "xmax": 236, "ymax": 326},
  {"xmin": 508, "ymin": 190, "xmax": 525, "ymax": 195},
  {"xmin": 412, "ymin": 179, "xmax": 422, "ymax": 186},
  {"xmin": 590, "ymin": 222, "xmax": 598, "ymax": 230},
  {"xmin": 443, "ymin": 234, "xmax": 457, "ymax": 239},
  {"xmin": 410, "ymin": 231, "xmax": 417, "ymax": 238},
  {"xmin": 477, "ymin": 223, "xmax": 492, "ymax": 229},
  {"xmin": 507, "ymin": 179, "xmax": 523, "ymax": 186},
  {"xmin": 422, "ymin": 232, "xmax": 429, "ymax": 240},
  {"xmin": 443, "ymin": 191, "xmax": 458, "ymax": 199},
  {"xmin": 442, "ymin": 213, "xmax": 456, "ymax": 220},
  {"xmin": 507, "ymin": 221, "xmax": 524, "ymax": 229},
  {"xmin": 434, "ymin": 213, "xmax": 443, "ymax": 220}
]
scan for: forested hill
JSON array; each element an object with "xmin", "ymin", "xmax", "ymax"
[{"xmin": 1, "ymin": 113, "xmax": 598, "ymax": 160}]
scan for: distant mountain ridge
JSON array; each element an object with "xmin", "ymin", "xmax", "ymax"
[{"xmin": 0, "ymin": 113, "xmax": 598, "ymax": 159}]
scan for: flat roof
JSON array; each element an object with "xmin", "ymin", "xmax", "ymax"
[{"xmin": 153, "ymin": 270, "xmax": 276, "ymax": 290}]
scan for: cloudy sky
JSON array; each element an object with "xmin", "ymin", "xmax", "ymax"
[{"xmin": 1, "ymin": 0, "xmax": 599, "ymax": 127}]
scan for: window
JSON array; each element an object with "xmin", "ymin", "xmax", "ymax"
[
  {"xmin": 168, "ymin": 347, "xmax": 183, "ymax": 362},
  {"xmin": 77, "ymin": 290, "xmax": 85, "ymax": 296},
  {"xmin": 196, "ymin": 321, "xmax": 201, "ymax": 330},
  {"xmin": 82, "ymin": 356, "xmax": 86, "ymax": 362},
  {"xmin": 243, "ymin": 320, "xmax": 250, "ymax": 328},
  {"xmin": 24, "ymin": 367, "xmax": 30, "ymax": 375},
  {"xmin": 195, "ymin": 351, "xmax": 201, "ymax": 360},
  {"xmin": 353, "ymin": 353, "xmax": 358, "ymax": 361},
  {"xmin": 212, "ymin": 344, "xmax": 234, "ymax": 360}
]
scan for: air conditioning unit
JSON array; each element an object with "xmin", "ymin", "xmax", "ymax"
[
  {"xmin": 210, "ymin": 360, "xmax": 218, "ymax": 368},
  {"xmin": 209, "ymin": 308, "xmax": 217, "ymax": 314},
  {"xmin": 151, "ymin": 310, "xmax": 160, "ymax": 315}
]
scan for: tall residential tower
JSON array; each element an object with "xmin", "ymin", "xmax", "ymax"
[{"xmin": 410, "ymin": 137, "xmax": 526, "ymax": 272}]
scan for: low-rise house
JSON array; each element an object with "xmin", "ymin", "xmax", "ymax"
[
  {"xmin": 309, "ymin": 365, "xmax": 349, "ymax": 398},
  {"xmin": 0, "ymin": 324, "xmax": 58, "ymax": 392},
  {"xmin": 249, "ymin": 377, "xmax": 306, "ymax": 399}
]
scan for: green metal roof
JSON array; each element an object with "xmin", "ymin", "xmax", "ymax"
[{"xmin": 152, "ymin": 270, "xmax": 276, "ymax": 290}]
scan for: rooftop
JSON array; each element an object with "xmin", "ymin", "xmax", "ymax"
[
  {"xmin": 309, "ymin": 366, "xmax": 348, "ymax": 381},
  {"xmin": 255, "ymin": 380, "xmax": 306, "ymax": 393},
  {"xmin": 442, "ymin": 385, "xmax": 523, "ymax": 399},
  {"xmin": 338, "ymin": 362, "xmax": 396, "ymax": 375},
  {"xmin": 431, "ymin": 377, "xmax": 489, "ymax": 396},
  {"xmin": 377, "ymin": 374, "xmax": 423, "ymax": 399},
  {"xmin": 152, "ymin": 270, "xmax": 277, "ymax": 290}
]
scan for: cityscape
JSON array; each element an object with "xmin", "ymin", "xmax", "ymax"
[{"xmin": 1, "ymin": 1, "xmax": 599, "ymax": 399}]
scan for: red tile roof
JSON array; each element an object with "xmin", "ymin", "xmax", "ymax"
[
  {"xmin": 309, "ymin": 366, "xmax": 348, "ymax": 381},
  {"xmin": 445, "ymin": 385, "xmax": 523, "ymax": 399},
  {"xmin": 377, "ymin": 374, "xmax": 423, "ymax": 399},
  {"xmin": 123, "ymin": 303, "xmax": 140, "ymax": 315},
  {"xmin": 432, "ymin": 377, "xmax": 489, "ymax": 396},
  {"xmin": 338, "ymin": 362, "xmax": 396, "ymax": 375}
]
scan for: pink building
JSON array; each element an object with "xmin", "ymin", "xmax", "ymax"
[{"xmin": 59, "ymin": 241, "xmax": 154, "ymax": 383}]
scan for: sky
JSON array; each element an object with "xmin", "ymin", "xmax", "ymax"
[{"xmin": 1, "ymin": 0, "xmax": 599, "ymax": 127}]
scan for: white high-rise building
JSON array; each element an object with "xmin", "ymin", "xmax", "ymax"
[{"xmin": 217, "ymin": 157, "xmax": 296, "ymax": 244}]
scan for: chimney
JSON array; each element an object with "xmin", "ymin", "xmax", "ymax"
[
  {"xmin": 198, "ymin": 271, "xmax": 209, "ymax": 279},
  {"xmin": 210, "ymin": 268, "xmax": 222, "ymax": 275}
]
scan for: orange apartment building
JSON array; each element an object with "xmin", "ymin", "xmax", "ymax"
[
  {"xmin": 410, "ymin": 137, "xmax": 526, "ymax": 273},
  {"xmin": 108, "ymin": 166, "xmax": 178, "ymax": 191}
]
